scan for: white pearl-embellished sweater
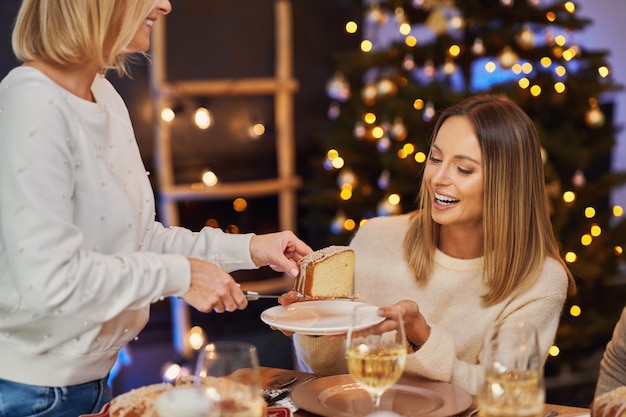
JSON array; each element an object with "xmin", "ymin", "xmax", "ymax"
[
  {"xmin": 292, "ymin": 214, "xmax": 569, "ymax": 395},
  {"xmin": 0, "ymin": 67, "xmax": 256, "ymax": 387}
]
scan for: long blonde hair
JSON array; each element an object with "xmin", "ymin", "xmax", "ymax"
[
  {"xmin": 404, "ymin": 94, "xmax": 576, "ymax": 305},
  {"xmin": 12, "ymin": 0, "xmax": 158, "ymax": 75}
]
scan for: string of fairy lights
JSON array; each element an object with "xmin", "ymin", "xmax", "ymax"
[
  {"xmin": 160, "ymin": 100, "xmax": 267, "ymax": 192},
  {"xmin": 320, "ymin": 0, "xmax": 625, "ymax": 361}
]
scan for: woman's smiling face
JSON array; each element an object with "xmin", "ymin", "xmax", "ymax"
[
  {"xmin": 127, "ymin": 0, "xmax": 172, "ymax": 53},
  {"xmin": 424, "ymin": 115, "xmax": 484, "ymax": 230}
]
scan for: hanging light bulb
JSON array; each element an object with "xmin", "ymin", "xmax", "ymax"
[
  {"xmin": 201, "ymin": 169, "xmax": 218, "ymax": 187},
  {"xmin": 194, "ymin": 107, "xmax": 212, "ymax": 130},
  {"xmin": 161, "ymin": 107, "xmax": 176, "ymax": 123}
]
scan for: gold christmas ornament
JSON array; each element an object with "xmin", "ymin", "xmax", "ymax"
[
  {"xmin": 367, "ymin": 3, "xmax": 388, "ymax": 25},
  {"xmin": 572, "ymin": 170, "xmax": 587, "ymax": 188},
  {"xmin": 390, "ymin": 118, "xmax": 408, "ymax": 141},
  {"xmin": 516, "ymin": 26, "xmax": 536, "ymax": 50},
  {"xmin": 420, "ymin": 0, "xmax": 456, "ymax": 9},
  {"xmin": 443, "ymin": 58, "xmax": 456, "ymax": 75},
  {"xmin": 337, "ymin": 168, "xmax": 358, "ymax": 188},
  {"xmin": 424, "ymin": 60, "xmax": 436, "ymax": 78},
  {"xmin": 377, "ymin": 196, "xmax": 402, "ymax": 216},
  {"xmin": 376, "ymin": 78, "xmax": 398, "ymax": 98},
  {"xmin": 402, "ymin": 54, "xmax": 417, "ymax": 71},
  {"xmin": 585, "ymin": 98, "xmax": 605, "ymax": 129},
  {"xmin": 423, "ymin": 102, "xmax": 436, "ymax": 122},
  {"xmin": 353, "ymin": 121, "xmax": 367, "ymax": 139},
  {"xmin": 326, "ymin": 72, "xmax": 351, "ymax": 102},
  {"xmin": 499, "ymin": 46, "xmax": 519, "ymax": 69},
  {"xmin": 361, "ymin": 82, "xmax": 378, "ymax": 106},
  {"xmin": 425, "ymin": 7, "xmax": 449, "ymax": 36},
  {"xmin": 471, "ymin": 38, "xmax": 486, "ymax": 56},
  {"xmin": 585, "ymin": 106, "xmax": 605, "ymax": 129}
]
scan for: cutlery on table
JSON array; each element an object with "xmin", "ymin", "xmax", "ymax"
[{"xmin": 262, "ymin": 375, "xmax": 316, "ymax": 406}]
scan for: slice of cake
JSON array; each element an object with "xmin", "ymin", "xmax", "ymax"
[{"xmin": 295, "ymin": 245, "xmax": 355, "ymax": 298}]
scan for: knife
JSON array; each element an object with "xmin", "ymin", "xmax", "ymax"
[{"xmin": 244, "ymin": 291, "xmax": 359, "ymax": 301}]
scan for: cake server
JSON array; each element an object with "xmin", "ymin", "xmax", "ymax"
[
  {"xmin": 244, "ymin": 291, "xmax": 306, "ymax": 301},
  {"xmin": 244, "ymin": 291, "xmax": 358, "ymax": 301}
]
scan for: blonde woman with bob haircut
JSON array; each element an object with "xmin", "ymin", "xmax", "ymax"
[
  {"xmin": 0, "ymin": 1, "xmax": 312, "ymax": 415},
  {"xmin": 281, "ymin": 94, "xmax": 576, "ymax": 395}
]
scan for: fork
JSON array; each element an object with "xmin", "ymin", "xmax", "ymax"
[{"xmin": 263, "ymin": 375, "xmax": 316, "ymax": 406}]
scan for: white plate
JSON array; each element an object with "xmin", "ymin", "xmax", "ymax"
[
  {"xmin": 291, "ymin": 374, "xmax": 473, "ymax": 417},
  {"xmin": 260, "ymin": 300, "xmax": 383, "ymax": 335}
]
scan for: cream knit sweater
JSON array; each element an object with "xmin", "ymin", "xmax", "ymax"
[
  {"xmin": 595, "ymin": 306, "xmax": 626, "ymax": 397},
  {"xmin": 293, "ymin": 214, "xmax": 569, "ymax": 395},
  {"xmin": 0, "ymin": 67, "xmax": 256, "ymax": 387}
]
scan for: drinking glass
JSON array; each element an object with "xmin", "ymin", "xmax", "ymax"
[
  {"xmin": 477, "ymin": 321, "xmax": 545, "ymax": 417},
  {"xmin": 345, "ymin": 304, "xmax": 407, "ymax": 412},
  {"xmin": 194, "ymin": 341, "xmax": 266, "ymax": 417}
]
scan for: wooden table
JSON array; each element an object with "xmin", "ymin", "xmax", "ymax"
[{"xmin": 260, "ymin": 367, "xmax": 590, "ymax": 417}]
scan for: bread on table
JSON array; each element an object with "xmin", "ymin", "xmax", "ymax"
[
  {"xmin": 295, "ymin": 245, "xmax": 355, "ymax": 299},
  {"xmin": 109, "ymin": 383, "xmax": 173, "ymax": 417},
  {"xmin": 591, "ymin": 386, "xmax": 626, "ymax": 417}
]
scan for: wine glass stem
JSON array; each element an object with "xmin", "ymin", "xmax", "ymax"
[{"xmin": 372, "ymin": 393, "xmax": 382, "ymax": 410}]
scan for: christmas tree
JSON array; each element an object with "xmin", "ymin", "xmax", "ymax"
[{"xmin": 302, "ymin": 0, "xmax": 626, "ymax": 376}]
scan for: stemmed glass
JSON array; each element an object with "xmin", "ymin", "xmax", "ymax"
[
  {"xmin": 477, "ymin": 321, "xmax": 545, "ymax": 417},
  {"xmin": 194, "ymin": 341, "xmax": 266, "ymax": 417},
  {"xmin": 345, "ymin": 304, "xmax": 407, "ymax": 413}
]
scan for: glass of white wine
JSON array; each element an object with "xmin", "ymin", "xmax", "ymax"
[
  {"xmin": 477, "ymin": 321, "xmax": 545, "ymax": 417},
  {"xmin": 194, "ymin": 341, "xmax": 266, "ymax": 417},
  {"xmin": 345, "ymin": 304, "xmax": 407, "ymax": 413}
]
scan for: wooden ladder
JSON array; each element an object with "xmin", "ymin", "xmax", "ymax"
[{"xmin": 149, "ymin": 0, "xmax": 300, "ymax": 359}]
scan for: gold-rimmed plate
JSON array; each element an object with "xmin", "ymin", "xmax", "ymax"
[{"xmin": 291, "ymin": 374, "xmax": 472, "ymax": 417}]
